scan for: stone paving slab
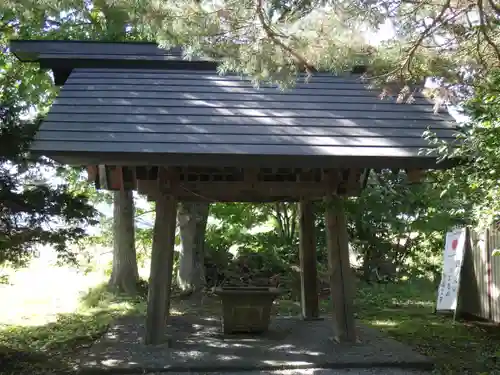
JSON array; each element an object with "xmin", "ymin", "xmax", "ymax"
[{"xmin": 75, "ymin": 315, "xmax": 433, "ymax": 374}]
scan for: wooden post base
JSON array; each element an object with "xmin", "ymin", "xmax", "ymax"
[
  {"xmin": 302, "ymin": 316, "xmax": 325, "ymax": 321},
  {"xmin": 330, "ymin": 335, "xmax": 362, "ymax": 344}
]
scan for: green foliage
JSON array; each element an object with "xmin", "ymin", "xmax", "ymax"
[
  {"xmin": 434, "ymin": 69, "xmax": 500, "ymax": 227},
  {"xmin": 343, "ymin": 169, "xmax": 471, "ymax": 281},
  {"xmin": 234, "ymin": 242, "xmax": 288, "ymax": 276},
  {"xmin": 352, "ymin": 279, "xmax": 500, "ymax": 375},
  {"xmin": 135, "ymin": 227, "xmax": 153, "ymax": 267},
  {"xmin": 205, "ymin": 203, "xmax": 298, "ymax": 274},
  {"xmin": 204, "ymin": 179, "xmax": 465, "ymax": 284},
  {"xmin": 204, "ymin": 225, "xmax": 237, "ymax": 265},
  {"xmin": 0, "ymin": 104, "xmax": 98, "ymax": 267},
  {"xmin": 243, "ymin": 231, "xmax": 298, "ymax": 265},
  {"xmin": 117, "ymin": 0, "xmax": 500, "ymax": 92},
  {"xmin": 0, "ymin": 1, "xmax": 125, "ymax": 268},
  {"xmin": 80, "ymin": 281, "xmax": 148, "ymax": 309},
  {"xmin": 56, "ymin": 165, "xmax": 112, "ymax": 206},
  {"xmin": 205, "ymin": 203, "xmax": 267, "ymax": 272},
  {"xmin": 80, "ymin": 201, "xmax": 155, "ymax": 272},
  {"xmin": 0, "ymin": 0, "xmax": 165, "ymax": 269},
  {"xmin": 0, "ymin": 281, "xmax": 146, "ymax": 374},
  {"xmin": 2, "ymin": 2, "xmax": 498, "ymax": 371},
  {"xmin": 209, "ymin": 203, "xmax": 269, "ymax": 237}
]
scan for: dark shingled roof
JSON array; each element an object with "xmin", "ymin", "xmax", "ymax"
[{"xmin": 11, "ymin": 40, "xmax": 458, "ymax": 169}]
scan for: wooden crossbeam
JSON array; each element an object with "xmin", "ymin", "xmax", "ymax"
[
  {"xmin": 244, "ymin": 168, "xmax": 259, "ymax": 187},
  {"xmin": 142, "ymin": 181, "xmax": 339, "ymax": 200},
  {"xmin": 91, "ymin": 165, "xmax": 368, "ymax": 198}
]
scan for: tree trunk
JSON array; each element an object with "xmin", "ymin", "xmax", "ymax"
[
  {"xmin": 98, "ymin": 0, "xmax": 138, "ymax": 296},
  {"xmin": 108, "ymin": 190, "xmax": 139, "ymax": 295},
  {"xmin": 362, "ymin": 248, "xmax": 373, "ymax": 281},
  {"xmin": 177, "ymin": 202, "xmax": 210, "ymax": 293}
]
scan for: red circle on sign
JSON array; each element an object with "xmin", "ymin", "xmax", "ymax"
[{"xmin": 452, "ymin": 239, "xmax": 458, "ymax": 250}]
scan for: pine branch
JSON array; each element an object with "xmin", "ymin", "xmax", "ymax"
[
  {"xmin": 478, "ymin": 0, "xmax": 500, "ymax": 64},
  {"xmin": 402, "ymin": 0, "xmax": 451, "ymax": 74},
  {"xmin": 255, "ymin": 0, "xmax": 315, "ymax": 74}
]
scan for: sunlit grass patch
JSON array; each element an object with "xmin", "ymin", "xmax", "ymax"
[
  {"xmin": 0, "ymin": 264, "xmax": 105, "ymax": 327},
  {"xmin": 354, "ymin": 279, "xmax": 500, "ymax": 375},
  {"xmin": 0, "ymin": 310, "xmax": 110, "ymax": 353},
  {"xmin": 0, "ymin": 270, "xmax": 146, "ymax": 374},
  {"xmin": 0, "ymin": 283, "xmax": 145, "ymax": 352},
  {"xmin": 369, "ymin": 319, "xmax": 398, "ymax": 327}
]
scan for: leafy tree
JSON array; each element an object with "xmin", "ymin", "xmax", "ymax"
[
  {"xmin": 265, "ymin": 203, "xmax": 298, "ymax": 250},
  {"xmin": 433, "ymin": 69, "xmax": 500, "ymax": 227},
  {"xmin": 344, "ymin": 170, "xmax": 472, "ymax": 281},
  {"xmin": 1, "ymin": 3, "xmax": 99, "ymax": 268},
  {"xmin": 0, "ymin": 1, "xmax": 143, "ymax": 274},
  {"xmin": 123, "ymin": 0, "xmax": 499, "ymax": 90},
  {"xmin": 0, "ymin": 68, "xmax": 97, "ymax": 267},
  {"xmin": 205, "ymin": 203, "xmax": 268, "ymax": 265}
]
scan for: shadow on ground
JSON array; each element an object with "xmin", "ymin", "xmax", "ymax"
[
  {"xmin": 2, "ymin": 278, "xmax": 500, "ymax": 375},
  {"xmin": 74, "ymin": 302, "xmax": 434, "ymax": 374}
]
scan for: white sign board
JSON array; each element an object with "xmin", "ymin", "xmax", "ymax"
[{"xmin": 436, "ymin": 228, "xmax": 467, "ymax": 312}]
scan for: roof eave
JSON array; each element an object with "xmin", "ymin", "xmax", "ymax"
[
  {"xmin": 9, "ymin": 39, "xmax": 162, "ymax": 60},
  {"xmin": 10, "ymin": 39, "xmax": 220, "ymax": 85},
  {"xmin": 30, "ymin": 150, "xmax": 457, "ymax": 170},
  {"xmin": 9, "ymin": 40, "xmax": 40, "ymax": 62},
  {"xmin": 38, "ymin": 56, "xmax": 219, "ymax": 71}
]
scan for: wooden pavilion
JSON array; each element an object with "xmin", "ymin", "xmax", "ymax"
[{"xmin": 11, "ymin": 40, "xmax": 458, "ymax": 345}]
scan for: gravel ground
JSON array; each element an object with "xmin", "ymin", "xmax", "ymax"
[
  {"xmin": 76, "ymin": 315, "xmax": 433, "ymax": 373},
  {"xmin": 132, "ymin": 369, "xmax": 431, "ymax": 375}
]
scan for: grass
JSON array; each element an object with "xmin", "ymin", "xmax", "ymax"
[
  {"xmin": 0, "ymin": 288, "xmax": 146, "ymax": 374},
  {"xmin": 0, "ymin": 263, "xmax": 146, "ymax": 375},
  {"xmin": 1, "ymin": 262, "xmax": 500, "ymax": 375},
  {"xmin": 346, "ymin": 279, "xmax": 500, "ymax": 375}
]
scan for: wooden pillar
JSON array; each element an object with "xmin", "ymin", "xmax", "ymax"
[
  {"xmin": 145, "ymin": 193, "xmax": 178, "ymax": 345},
  {"xmin": 324, "ymin": 195, "xmax": 356, "ymax": 342},
  {"xmin": 299, "ymin": 199, "xmax": 320, "ymax": 320}
]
